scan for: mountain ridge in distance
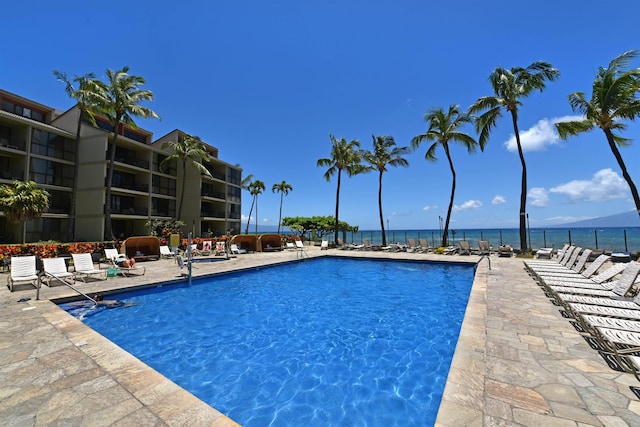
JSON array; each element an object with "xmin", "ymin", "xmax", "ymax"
[{"xmin": 552, "ymin": 210, "xmax": 640, "ymax": 228}]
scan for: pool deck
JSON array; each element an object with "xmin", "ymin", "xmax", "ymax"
[{"xmin": 2, "ymin": 247, "xmax": 640, "ymax": 426}]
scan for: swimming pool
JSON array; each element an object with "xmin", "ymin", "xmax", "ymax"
[{"xmin": 62, "ymin": 257, "xmax": 475, "ymax": 426}]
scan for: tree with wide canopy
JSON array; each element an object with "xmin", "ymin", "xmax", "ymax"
[
  {"xmin": 0, "ymin": 180, "xmax": 49, "ymax": 243},
  {"xmin": 556, "ymin": 50, "xmax": 640, "ymax": 220},
  {"xmin": 469, "ymin": 62, "xmax": 559, "ymax": 253}
]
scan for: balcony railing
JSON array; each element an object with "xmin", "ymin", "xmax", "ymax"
[
  {"xmin": 201, "ymin": 210, "xmax": 225, "ymax": 218},
  {"xmin": 111, "ymin": 207, "xmax": 148, "ymax": 215},
  {"xmin": 113, "ymin": 182, "xmax": 149, "ymax": 192},
  {"xmin": 0, "ymin": 169, "xmax": 24, "ymax": 180},
  {"xmin": 201, "ymin": 190, "xmax": 226, "ymax": 199},
  {"xmin": 151, "ymin": 209, "xmax": 176, "ymax": 217},
  {"xmin": 115, "ymin": 156, "xmax": 150, "ymax": 169},
  {"xmin": 0, "ymin": 139, "xmax": 26, "ymax": 151}
]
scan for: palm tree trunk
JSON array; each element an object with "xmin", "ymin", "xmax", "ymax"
[
  {"xmin": 104, "ymin": 128, "xmax": 120, "ymax": 241},
  {"xmin": 378, "ymin": 170, "xmax": 386, "ymax": 246},
  {"xmin": 277, "ymin": 193, "xmax": 283, "ymax": 235},
  {"xmin": 255, "ymin": 195, "xmax": 259, "ymax": 235},
  {"xmin": 334, "ymin": 169, "xmax": 342, "ymax": 245},
  {"xmin": 511, "ymin": 111, "xmax": 528, "ymax": 253},
  {"xmin": 245, "ymin": 197, "xmax": 255, "ymax": 234},
  {"xmin": 177, "ymin": 160, "xmax": 187, "ymax": 221},
  {"xmin": 443, "ymin": 144, "xmax": 456, "ymax": 247},
  {"xmin": 67, "ymin": 109, "xmax": 83, "ymax": 241},
  {"xmin": 604, "ymin": 129, "xmax": 640, "ymax": 217}
]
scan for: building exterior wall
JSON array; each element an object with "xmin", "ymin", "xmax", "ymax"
[{"xmin": 0, "ymin": 89, "xmax": 242, "ymax": 244}]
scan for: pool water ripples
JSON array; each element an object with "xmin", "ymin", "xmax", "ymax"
[{"xmin": 63, "ymin": 257, "xmax": 474, "ymax": 426}]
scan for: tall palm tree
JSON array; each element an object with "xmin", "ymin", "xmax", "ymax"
[
  {"xmin": 248, "ymin": 180, "xmax": 266, "ymax": 235},
  {"xmin": 160, "ymin": 134, "xmax": 213, "ymax": 221},
  {"xmin": 363, "ymin": 135, "xmax": 410, "ymax": 246},
  {"xmin": 272, "ymin": 180, "xmax": 293, "ymax": 235},
  {"xmin": 95, "ymin": 66, "xmax": 160, "ymax": 240},
  {"xmin": 412, "ymin": 106, "xmax": 479, "ymax": 247},
  {"xmin": 0, "ymin": 180, "xmax": 49, "ymax": 243},
  {"xmin": 556, "ymin": 50, "xmax": 640, "ymax": 219},
  {"xmin": 53, "ymin": 70, "xmax": 103, "ymax": 241},
  {"xmin": 317, "ymin": 135, "xmax": 365, "ymax": 245},
  {"xmin": 469, "ymin": 62, "xmax": 560, "ymax": 253}
]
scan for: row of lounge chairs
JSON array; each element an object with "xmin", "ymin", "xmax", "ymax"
[
  {"xmin": 6, "ymin": 249, "xmax": 151, "ymax": 291},
  {"xmin": 525, "ymin": 245, "xmax": 640, "ymax": 390}
]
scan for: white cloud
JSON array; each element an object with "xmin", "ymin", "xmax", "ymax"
[
  {"xmin": 492, "ymin": 195, "xmax": 506, "ymax": 205},
  {"xmin": 422, "ymin": 205, "xmax": 438, "ymax": 212},
  {"xmin": 528, "ymin": 187, "xmax": 550, "ymax": 207},
  {"xmin": 453, "ymin": 200, "xmax": 483, "ymax": 212},
  {"xmin": 241, "ymin": 214, "xmax": 252, "ymax": 222},
  {"xmin": 503, "ymin": 115, "xmax": 583, "ymax": 153},
  {"xmin": 550, "ymin": 168, "xmax": 629, "ymax": 202}
]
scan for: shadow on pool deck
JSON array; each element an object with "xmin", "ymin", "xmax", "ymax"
[{"xmin": 1, "ymin": 248, "xmax": 640, "ymax": 425}]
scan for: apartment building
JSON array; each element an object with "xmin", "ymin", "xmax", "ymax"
[{"xmin": 0, "ymin": 89, "xmax": 242, "ymax": 244}]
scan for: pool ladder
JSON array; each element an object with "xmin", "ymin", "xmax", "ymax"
[{"xmin": 39, "ymin": 272, "xmax": 97, "ymax": 305}]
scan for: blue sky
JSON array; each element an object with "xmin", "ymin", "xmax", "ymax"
[{"xmin": 4, "ymin": 1, "xmax": 640, "ymax": 231}]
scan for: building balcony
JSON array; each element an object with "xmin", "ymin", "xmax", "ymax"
[
  {"xmin": 0, "ymin": 138, "xmax": 26, "ymax": 151},
  {"xmin": 201, "ymin": 210, "xmax": 225, "ymax": 218},
  {"xmin": 113, "ymin": 183, "xmax": 149, "ymax": 193},
  {"xmin": 111, "ymin": 207, "xmax": 148, "ymax": 216},
  {"xmin": 115, "ymin": 156, "xmax": 150, "ymax": 170},
  {"xmin": 201, "ymin": 190, "xmax": 226, "ymax": 199},
  {"xmin": 150, "ymin": 209, "xmax": 176, "ymax": 217},
  {"xmin": 0, "ymin": 169, "xmax": 24, "ymax": 180}
]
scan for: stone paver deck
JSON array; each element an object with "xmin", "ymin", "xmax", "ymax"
[{"xmin": 1, "ymin": 247, "xmax": 640, "ymax": 426}]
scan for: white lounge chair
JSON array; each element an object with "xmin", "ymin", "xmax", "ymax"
[
  {"xmin": 230, "ymin": 244, "xmax": 247, "ymax": 254},
  {"xmin": 72, "ymin": 253, "xmax": 107, "ymax": 282},
  {"xmin": 320, "ymin": 240, "xmax": 329, "ymax": 250},
  {"xmin": 104, "ymin": 249, "xmax": 146, "ymax": 277},
  {"xmin": 201, "ymin": 240, "xmax": 213, "ymax": 256},
  {"xmin": 160, "ymin": 245, "xmax": 176, "ymax": 258},
  {"xmin": 286, "ymin": 242, "xmax": 296, "ymax": 251},
  {"xmin": 458, "ymin": 241, "xmax": 471, "ymax": 255},
  {"xmin": 295, "ymin": 240, "xmax": 308, "ymax": 257},
  {"xmin": 42, "ymin": 257, "xmax": 74, "ymax": 287},
  {"xmin": 7, "ymin": 256, "xmax": 39, "ymax": 291}
]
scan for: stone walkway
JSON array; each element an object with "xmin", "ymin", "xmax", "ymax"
[{"xmin": 1, "ymin": 247, "xmax": 640, "ymax": 426}]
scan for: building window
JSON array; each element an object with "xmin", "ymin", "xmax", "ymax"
[
  {"xmin": 229, "ymin": 168, "xmax": 241, "ymax": 186},
  {"xmin": 29, "ymin": 158, "xmax": 74, "ymax": 187},
  {"xmin": 152, "ymin": 175, "xmax": 176, "ymax": 196},
  {"xmin": 1, "ymin": 100, "xmax": 46, "ymax": 123},
  {"xmin": 151, "ymin": 198, "xmax": 175, "ymax": 217},
  {"xmin": 31, "ymin": 129, "xmax": 75, "ymax": 161},
  {"xmin": 227, "ymin": 186, "xmax": 241, "ymax": 203}
]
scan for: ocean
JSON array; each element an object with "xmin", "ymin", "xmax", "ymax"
[{"xmin": 331, "ymin": 227, "xmax": 640, "ymax": 254}]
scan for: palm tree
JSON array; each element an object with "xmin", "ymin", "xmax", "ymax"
[
  {"xmin": 469, "ymin": 62, "xmax": 560, "ymax": 253},
  {"xmin": 412, "ymin": 106, "xmax": 479, "ymax": 247},
  {"xmin": 95, "ymin": 66, "xmax": 160, "ymax": 240},
  {"xmin": 160, "ymin": 134, "xmax": 213, "ymax": 221},
  {"xmin": 0, "ymin": 180, "xmax": 49, "ymax": 243},
  {"xmin": 363, "ymin": 135, "xmax": 410, "ymax": 246},
  {"xmin": 53, "ymin": 70, "xmax": 103, "ymax": 241},
  {"xmin": 272, "ymin": 180, "xmax": 293, "ymax": 235},
  {"xmin": 317, "ymin": 135, "xmax": 365, "ymax": 245},
  {"xmin": 244, "ymin": 179, "xmax": 265, "ymax": 234},
  {"xmin": 248, "ymin": 180, "xmax": 266, "ymax": 235},
  {"xmin": 556, "ymin": 50, "xmax": 640, "ymax": 219}
]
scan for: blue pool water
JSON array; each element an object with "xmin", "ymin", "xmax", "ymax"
[{"xmin": 62, "ymin": 257, "xmax": 475, "ymax": 426}]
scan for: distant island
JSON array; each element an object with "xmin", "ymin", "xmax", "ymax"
[{"xmin": 553, "ymin": 210, "xmax": 640, "ymax": 228}]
